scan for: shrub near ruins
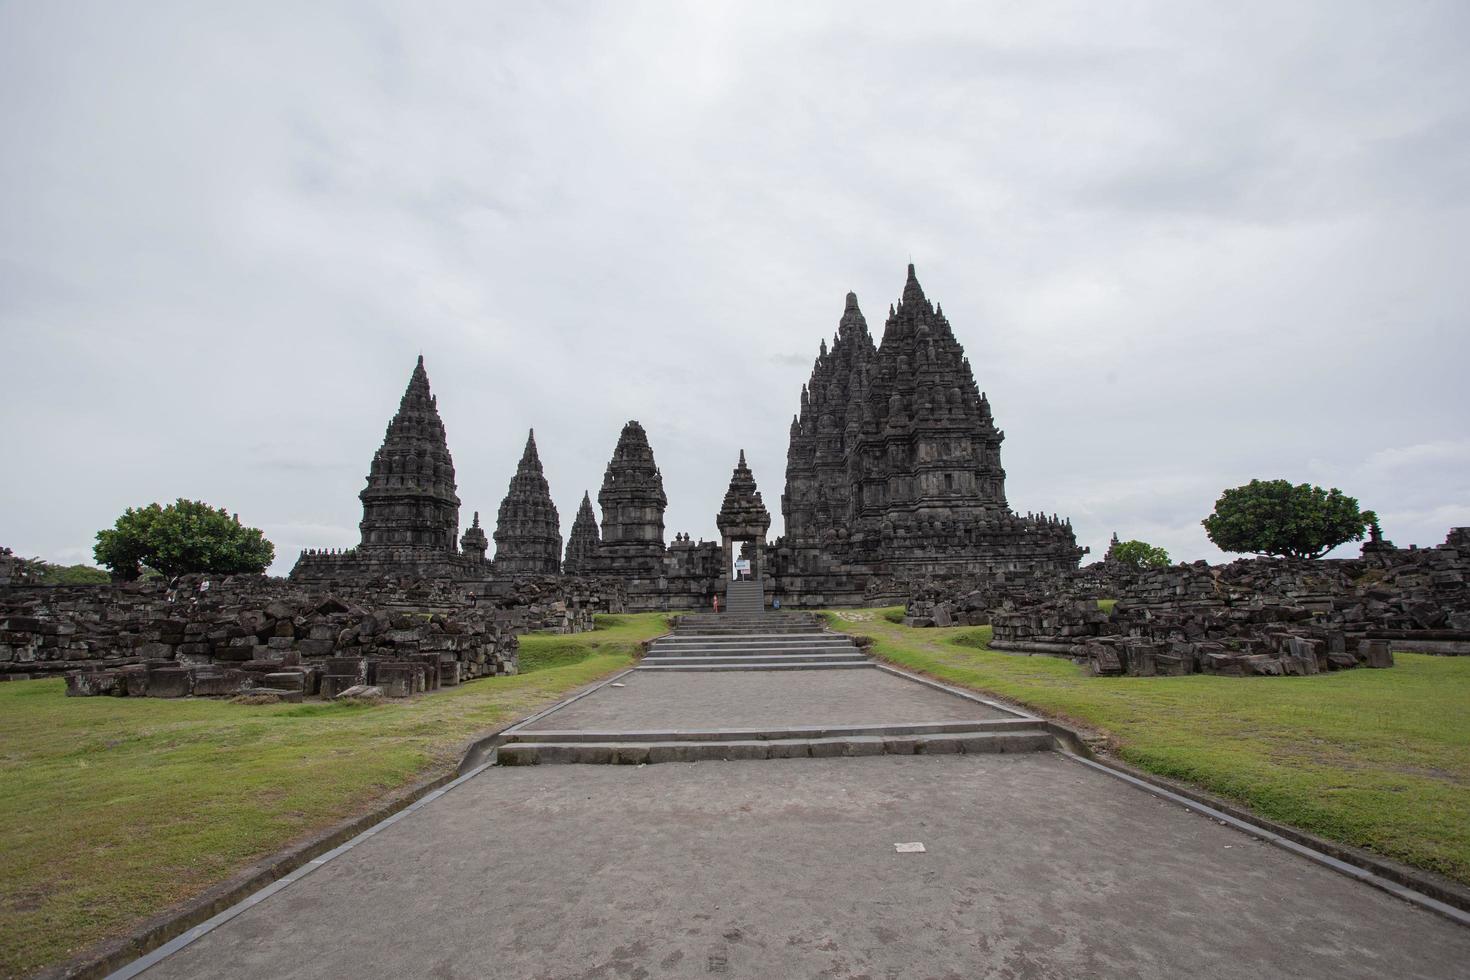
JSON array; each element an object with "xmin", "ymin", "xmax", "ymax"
[
  {"xmin": 1203, "ymin": 479, "xmax": 1373, "ymax": 559},
  {"xmin": 94, "ymin": 499, "xmax": 275, "ymax": 580},
  {"xmin": 1109, "ymin": 539, "xmax": 1170, "ymax": 568}
]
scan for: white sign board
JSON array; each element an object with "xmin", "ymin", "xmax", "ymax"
[{"xmin": 734, "ymin": 559, "xmax": 751, "ymax": 572}]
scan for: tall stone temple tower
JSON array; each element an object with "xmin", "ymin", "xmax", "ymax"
[
  {"xmin": 291, "ymin": 355, "xmax": 486, "ymax": 583},
  {"xmin": 563, "ymin": 492, "xmax": 601, "ymax": 574},
  {"xmin": 492, "ymin": 430, "xmax": 563, "ymax": 576},
  {"xmin": 591, "ymin": 421, "xmax": 668, "ymax": 577},
  {"xmin": 359, "ymin": 355, "xmax": 462, "ymax": 550},
  {"xmin": 779, "ymin": 264, "xmax": 1082, "ymax": 579}
]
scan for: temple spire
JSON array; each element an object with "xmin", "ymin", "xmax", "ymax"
[
  {"xmin": 902, "ymin": 262, "xmax": 926, "ymax": 307},
  {"xmin": 358, "ymin": 355, "xmax": 461, "ymax": 551},
  {"xmin": 563, "ymin": 490, "xmax": 602, "ymax": 574},
  {"xmin": 492, "ymin": 427, "xmax": 561, "ymax": 575}
]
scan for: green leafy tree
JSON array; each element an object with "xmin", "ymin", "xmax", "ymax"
[
  {"xmin": 94, "ymin": 499, "xmax": 275, "ymax": 579},
  {"xmin": 1110, "ymin": 539, "xmax": 1171, "ymax": 568},
  {"xmin": 35, "ymin": 562, "xmax": 112, "ymax": 585},
  {"xmin": 1202, "ymin": 480, "xmax": 1373, "ymax": 560}
]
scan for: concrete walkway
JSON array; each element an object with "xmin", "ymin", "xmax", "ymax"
[
  {"xmin": 139, "ymin": 753, "xmax": 1468, "ymax": 979},
  {"xmin": 520, "ymin": 668, "xmax": 1015, "ymax": 731}
]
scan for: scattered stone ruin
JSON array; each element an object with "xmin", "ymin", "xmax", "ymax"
[
  {"xmin": 904, "ymin": 527, "xmax": 1470, "ymax": 678},
  {"xmin": 1, "ymin": 572, "xmax": 624, "ymax": 700}
]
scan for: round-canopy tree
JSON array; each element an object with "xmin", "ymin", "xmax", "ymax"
[
  {"xmin": 1202, "ymin": 479, "xmax": 1373, "ymax": 560},
  {"xmin": 1110, "ymin": 539, "xmax": 1171, "ymax": 568},
  {"xmin": 94, "ymin": 499, "xmax": 275, "ymax": 580}
]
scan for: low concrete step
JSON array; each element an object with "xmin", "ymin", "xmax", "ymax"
[
  {"xmin": 654, "ymin": 631, "xmax": 847, "ymax": 642},
  {"xmin": 635, "ymin": 660, "xmax": 874, "ymax": 672},
  {"xmin": 649, "ymin": 639, "xmax": 854, "ymax": 652},
  {"xmin": 647, "ymin": 648, "xmax": 860, "ymax": 660},
  {"xmin": 497, "ymin": 729, "xmax": 1054, "ymax": 765},
  {"xmin": 641, "ymin": 653, "xmax": 868, "ymax": 666},
  {"xmin": 506, "ymin": 719, "xmax": 1043, "ymax": 743}
]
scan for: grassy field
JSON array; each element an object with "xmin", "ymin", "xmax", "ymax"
[
  {"xmin": 825, "ymin": 607, "xmax": 1470, "ymax": 886},
  {"xmin": 0, "ymin": 612, "xmax": 667, "ymax": 978}
]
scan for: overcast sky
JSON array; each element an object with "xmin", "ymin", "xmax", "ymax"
[{"xmin": 3, "ymin": 1, "xmax": 1468, "ymax": 575}]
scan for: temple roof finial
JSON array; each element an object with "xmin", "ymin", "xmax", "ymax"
[{"xmin": 902, "ymin": 262, "xmax": 926, "ymax": 306}]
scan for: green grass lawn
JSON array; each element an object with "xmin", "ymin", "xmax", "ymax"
[
  {"xmin": 824, "ymin": 607, "xmax": 1470, "ymax": 886},
  {"xmin": 0, "ymin": 612, "xmax": 667, "ymax": 978}
]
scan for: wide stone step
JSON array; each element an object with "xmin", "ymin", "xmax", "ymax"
[
  {"xmin": 506, "ymin": 720, "xmax": 1042, "ymax": 743},
  {"xmin": 673, "ymin": 627, "xmax": 818, "ymax": 636},
  {"xmin": 497, "ymin": 729, "xmax": 1054, "ymax": 765},
  {"xmin": 649, "ymin": 650, "xmax": 854, "ymax": 658},
  {"xmin": 635, "ymin": 660, "xmax": 875, "ymax": 672},
  {"xmin": 642, "ymin": 653, "xmax": 868, "ymax": 666},
  {"xmin": 650, "ymin": 637, "xmax": 853, "ymax": 650}
]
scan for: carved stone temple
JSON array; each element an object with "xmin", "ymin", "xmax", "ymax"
[
  {"xmin": 491, "ymin": 430, "xmax": 562, "ymax": 576},
  {"xmin": 562, "ymin": 492, "xmax": 601, "ymax": 575},
  {"xmin": 291, "ymin": 264, "xmax": 1083, "ymax": 608},
  {"xmin": 292, "ymin": 356, "xmax": 486, "ymax": 583},
  {"xmin": 771, "ymin": 264, "xmax": 1083, "ymax": 602},
  {"xmin": 591, "ymin": 421, "xmax": 668, "ymax": 578}
]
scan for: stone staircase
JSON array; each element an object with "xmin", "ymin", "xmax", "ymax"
[
  {"xmin": 493, "ymin": 605, "xmax": 1062, "ymax": 765},
  {"xmin": 723, "ymin": 578, "xmax": 765, "ymax": 613},
  {"xmin": 640, "ymin": 609, "xmax": 870, "ymax": 671}
]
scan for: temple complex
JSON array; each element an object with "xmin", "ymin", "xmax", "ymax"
[
  {"xmin": 291, "ymin": 264, "xmax": 1083, "ymax": 606},
  {"xmin": 491, "ymin": 431, "xmax": 562, "ymax": 576}
]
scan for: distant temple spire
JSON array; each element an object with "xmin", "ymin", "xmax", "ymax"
[
  {"xmin": 492, "ymin": 428, "xmax": 562, "ymax": 575},
  {"xmin": 358, "ymin": 355, "xmax": 461, "ymax": 551},
  {"xmin": 563, "ymin": 491, "xmax": 602, "ymax": 574},
  {"xmin": 592, "ymin": 420, "xmax": 667, "ymax": 576}
]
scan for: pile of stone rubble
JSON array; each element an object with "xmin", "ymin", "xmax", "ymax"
[
  {"xmin": 906, "ymin": 528, "xmax": 1470, "ymax": 677},
  {"xmin": 0, "ymin": 571, "xmax": 623, "ymax": 700}
]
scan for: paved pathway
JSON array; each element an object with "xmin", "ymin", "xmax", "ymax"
[
  {"xmin": 140, "ymin": 752, "xmax": 1469, "ymax": 979},
  {"xmin": 126, "ymin": 613, "xmax": 1469, "ymax": 978},
  {"xmin": 520, "ymin": 668, "xmax": 1014, "ymax": 731}
]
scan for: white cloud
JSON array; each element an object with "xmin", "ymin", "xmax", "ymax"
[{"xmin": 2, "ymin": 1, "xmax": 1468, "ymax": 574}]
